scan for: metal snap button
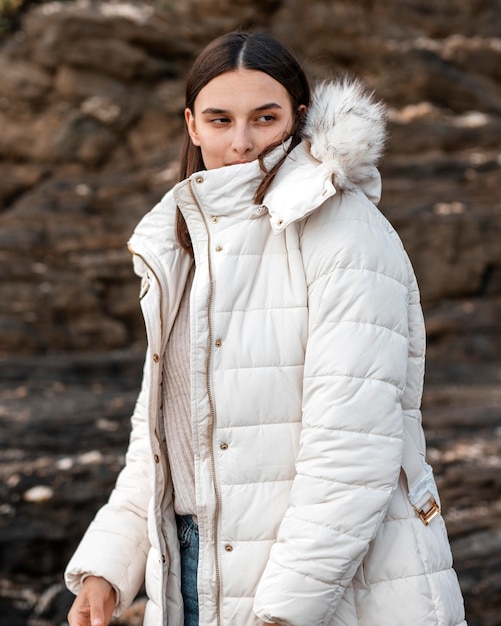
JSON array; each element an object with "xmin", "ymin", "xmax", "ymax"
[
  {"xmin": 195, "ymin": 176, "xmax": 204, "ymax": 184},
  {"xmin": 215, "ymin": 245, "xmax": 223, "ymax": 252},
  {"xmin": 220, "ymin": 442, "xmax": 228, "ymax": 450},
  {"xmin": 252, "ymin": 204, "xmax": 267, "ymax": 216},
  {"xmin": 224, "ymin": 544, "xmax": 233, "ymax": 552},
  {"xmin": 211, "ymin": 216, "xmax": 218, "ymax": 223}
]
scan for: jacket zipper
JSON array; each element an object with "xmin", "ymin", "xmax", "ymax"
[
  {"xmin": 127, "ymin": 244, "xmax": 171, "ymax": 625},
  {"xmin": 187, "ymin": 179, "xmax": 222, "ymax": 626}
]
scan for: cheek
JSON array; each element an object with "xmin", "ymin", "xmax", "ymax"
[
  {"xmin": 275, "ymin": 110, "xmax": 295, "ymax": 137},
  {"xmin": 198, "ymin": 134, "xmax": 227, "ymax": 169},
  {"xmin": 270, "ymin": 118, "xmax": 294, "ymax": 142},
  {"xmin": 194, "ymin": 129, "xmax": 214, "ymax": 154},
  {"xmin": 285, "ymin": 112, "xmax": 296, "ymax": 133},
  {"xmin": 199, "ymin": 134, "xmax": 220, "ymax": 156}
]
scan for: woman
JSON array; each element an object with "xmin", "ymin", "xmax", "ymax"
[{"xmin": 65, "ymin": 32, "xmax": 466, "ymax": 626}]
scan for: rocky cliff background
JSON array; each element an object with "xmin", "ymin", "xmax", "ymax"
[{"xmin": 0, "ymin": 0, "xmax": 500, "ymax": 624}]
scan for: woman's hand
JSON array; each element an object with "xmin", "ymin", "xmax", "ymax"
[{"xmin": 67, "ymin": 576, "xmax": 116, "ymax": 626}]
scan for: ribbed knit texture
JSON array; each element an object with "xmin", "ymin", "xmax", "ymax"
[{"xmin": 163, "ymin": 268, "xmax": 196, "ymax": 517}]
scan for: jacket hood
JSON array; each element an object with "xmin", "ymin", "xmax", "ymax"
[
  {"xmin": 302, "ymin": 78, "xmax": 387, "ymax": 191},
  {"xmin": 263, "ymin": 78, "xmax": 387, "ymax": 234}
]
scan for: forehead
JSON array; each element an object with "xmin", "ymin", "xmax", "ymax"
[{"xmin": 195, "ymin": 69, "xmax": 292, "ymax": 111}]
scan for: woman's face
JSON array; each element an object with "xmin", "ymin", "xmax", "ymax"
[{"xmin": 185, "ymin": 69, "xmax": 300, "ymax": 170}]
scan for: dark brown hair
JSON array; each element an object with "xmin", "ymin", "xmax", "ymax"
[{"xmin": 176, "ymin": 31, "xmax": 311, "ymax": 254}]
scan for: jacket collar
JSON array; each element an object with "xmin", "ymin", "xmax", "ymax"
[
  {"xmin": 264, "ymin": 141, "xmax": 382, "ymax": 234},
  {"xmin": 265, "ymin": 77, "xmax": 386, "ymax": 233},
  {"xmin": 173, "ymin": 143, "xmax": 335, "ymax": 232},
  {"xmin": 132, "ymin": 77, "xmax": 386, "ymax": 256},
  {"xmin": 175, "ymin": 156, "xmax": 264, "ymax": 222}
]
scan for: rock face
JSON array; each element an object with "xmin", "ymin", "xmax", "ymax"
[
  {"xmin": 0, "ymin": 1, "xmax": 500, "ymax": 625},
  {"xmin": 0, "ymin": 0, "xmax": 500, "ymax": 356}
]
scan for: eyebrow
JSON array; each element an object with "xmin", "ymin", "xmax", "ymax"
[{"xmin": 201, "ymin": 103, "xmax": 283, "ymax": 114}]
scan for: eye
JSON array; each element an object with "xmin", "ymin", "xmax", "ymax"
[
  {"xmin": 209, "ymin": 117, "xmax": 230, "ymax": 125},
  {"xmin": 257, "ymin": 114, "xmax": 276, "ymax": 123}
]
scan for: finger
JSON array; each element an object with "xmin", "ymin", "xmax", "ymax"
[
  {"xmin": 87, "ymin": 589, "xmax": 106, "ymax": 626},
  {"xmin": 68, "ymin": 602, "xmax": 90, "ymax": 626},
  {"xmin": 89, "ymin": 603, "xmax": 105, "ymax": 626}
]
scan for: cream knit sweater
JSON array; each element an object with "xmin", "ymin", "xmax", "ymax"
[{"xmin": 162, "ymin": 268, "xmax": 195, "ymax": 517}]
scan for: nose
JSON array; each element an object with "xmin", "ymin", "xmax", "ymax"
[{"xmin": 231, "ymin": 123, "xmax": 253, "ymax": 156}]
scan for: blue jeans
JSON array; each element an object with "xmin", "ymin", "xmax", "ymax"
[{"xmin": 176, "ymin": 515, "xmax": 199, "ymax": 626}]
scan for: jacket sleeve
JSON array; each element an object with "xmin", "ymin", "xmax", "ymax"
[
  {"xmin": 64, "ymin": 354, "xmax": 152, "ymax": 616},
  {"xmin": 254, "ymin": 191, "xmax": 409, "ymax": 625}
]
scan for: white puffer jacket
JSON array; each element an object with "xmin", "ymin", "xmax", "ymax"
[{"xmin": 65, "ymin": 80, "xmax": 466, "ymax": 626}]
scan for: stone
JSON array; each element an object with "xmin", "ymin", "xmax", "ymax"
[
  {"xmin": 0, "ymin": 58, "xmax": 52, "ymax": 101},
  {"xmin": 0, "ymin": 163, "xmax": 47, "ymax": 206},
  {"xmin": 23, "ymin": 486, "xmax": 55, "ymax": 503},
  {"xmin": 54, "ymin": 65, "xmax": 130, "ymax": 101}
]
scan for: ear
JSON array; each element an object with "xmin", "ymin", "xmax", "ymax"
[
  {"xmin": 185, "ymin": 108, "xmax": 201, "ymax": 146},
  {"xmin": 298, "ymin": 104, "xmax": 307, "ymax": 116}
]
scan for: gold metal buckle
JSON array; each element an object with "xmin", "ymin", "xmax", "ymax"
[{"xmin": 415, "ymin": 498, "xmax": 441, "ymax": 525}]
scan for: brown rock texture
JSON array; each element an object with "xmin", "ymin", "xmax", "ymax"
[{"xmin": 0, "ymin": 1, "xmax": 500, "ymax": 625}]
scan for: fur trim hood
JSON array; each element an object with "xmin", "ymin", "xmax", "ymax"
[
  {"xmin": 263, "ymin": 78, "xmax": 387, "ymax": 234},
  {"xmin": 302, "ymin": 78, "xmax": 387, "ymax": 191}
]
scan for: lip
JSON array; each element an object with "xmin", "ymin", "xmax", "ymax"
[{"xmin": 227, "ymin": 160, "xmax": 251, "ymax": 166}]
